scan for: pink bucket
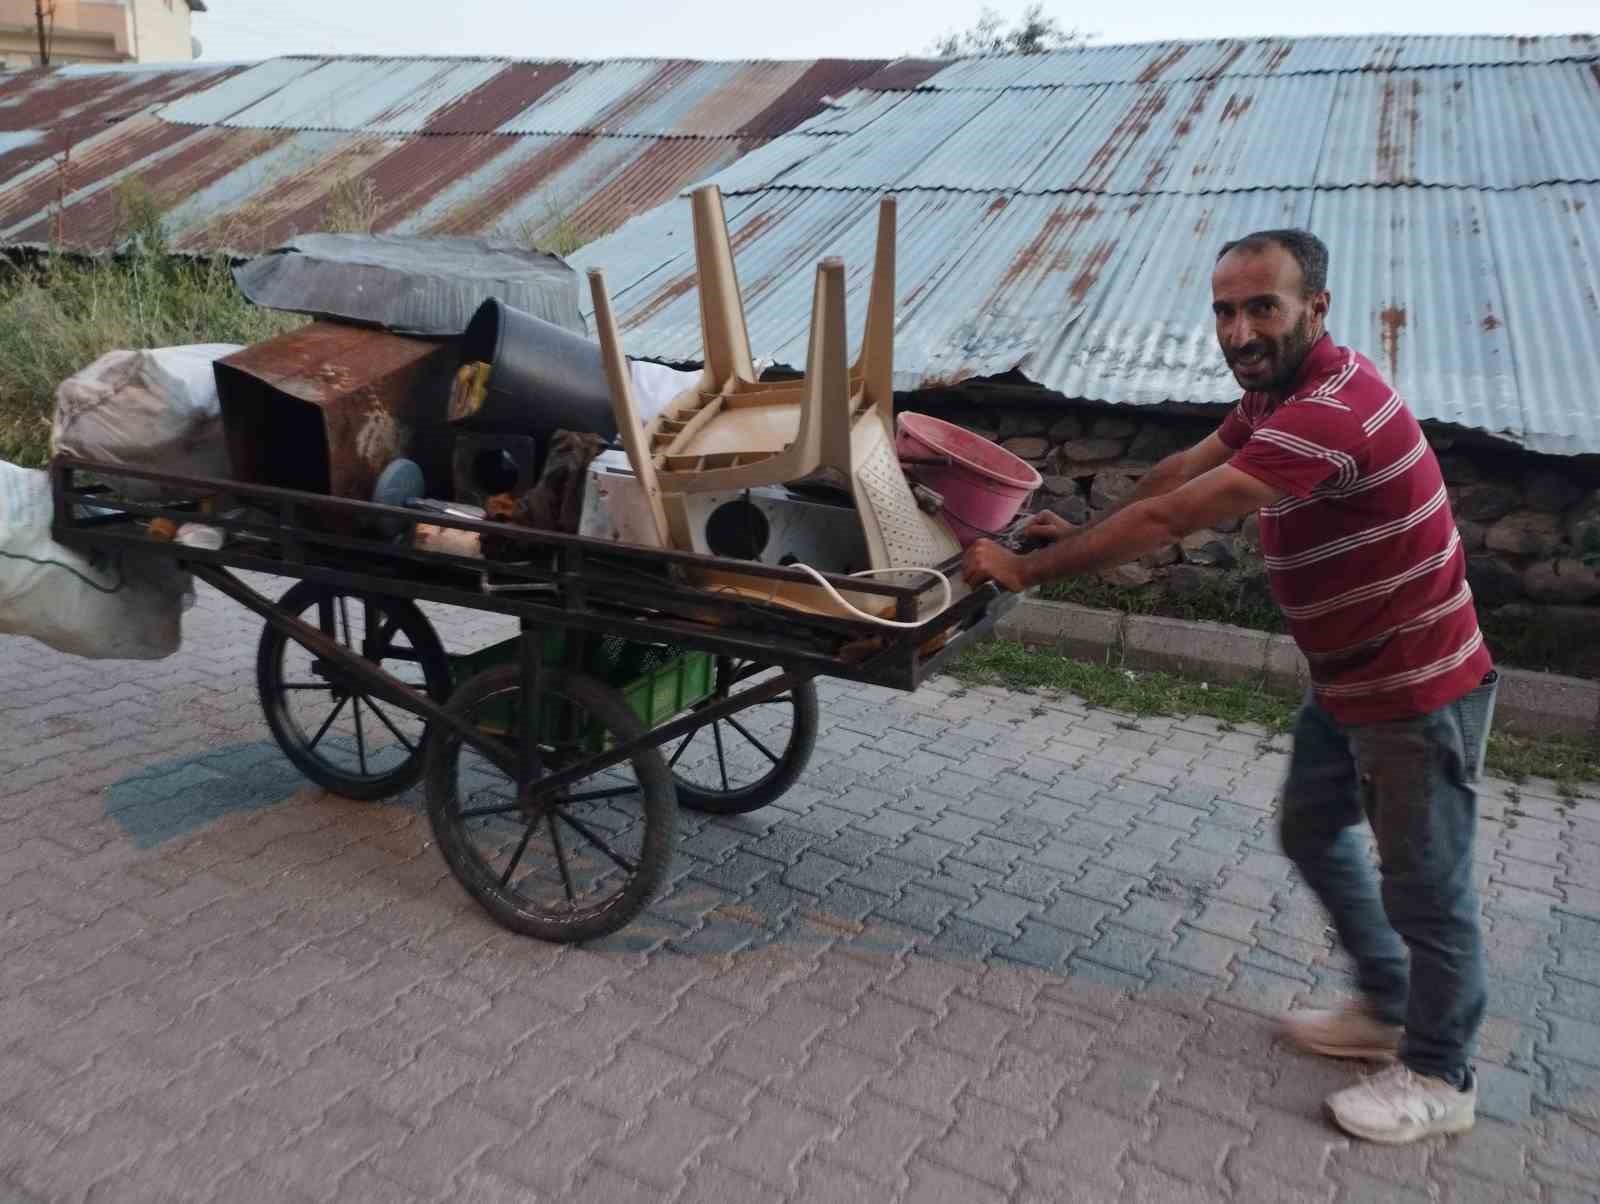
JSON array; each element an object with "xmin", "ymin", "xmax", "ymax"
[{"xmin": 895, "ymin": 412, "xmax": 1042, "ymax": 546}]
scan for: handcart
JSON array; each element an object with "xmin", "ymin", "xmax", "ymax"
[{"xmin": 51, "ymin": 456, "xmax": 1018, "ymax": 943}]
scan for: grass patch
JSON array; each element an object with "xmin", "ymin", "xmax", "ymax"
[
  {"xmin": 1039, "ymin": 569, "xmax": 1286, "ymax": 635},
  {"xmin": 1041, "ymin": 566, "xmax": 1597, "ymax": 681},
  {"xmin": 0, "ymin": 248, "xmax": 303, "ymax": 467},
  {"xmin": 950, "ymin": 638, "xmax": 1296, "ymax": 735},
  {"xmin": 951, "ymin": 638, "xmax": 1600, "ymax": 791},
  {"xmin": 1477, "ymin": 608, "xmax": 1600, "ymax": 680},
  {"xmin": 1483, "ymin": 731, "xmax": 1600, "ymax": 796}
]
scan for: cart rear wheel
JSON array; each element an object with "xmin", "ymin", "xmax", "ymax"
[
  {"xmin": 670, "ymin": 659, "xmax": 817, "ymax": 815},
  {"xmin": 425, "ymin": 666, "xmax": 675, "ymax": 943},
  {"xmin": 256, "ymin": 582, "xmax": 452, "ymax": 801}
]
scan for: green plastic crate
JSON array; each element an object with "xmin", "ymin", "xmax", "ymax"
[{"xmin": 449, "ymin": 632, "xmax": 715, "ymax": 753}]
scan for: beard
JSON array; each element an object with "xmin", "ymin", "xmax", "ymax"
[{"xmin": 1227, "ymin": 310, "xmax": 1318, "ymax": 394}]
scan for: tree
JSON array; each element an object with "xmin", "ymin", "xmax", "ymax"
[{"xmin": 930, "ymin": 3, "xmax": 1086, "ymax": 57}]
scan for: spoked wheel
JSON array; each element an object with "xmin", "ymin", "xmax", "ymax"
[
  {"xmin": 256, "ymin": 582, "xmax": 452, "ymax": 800},
  {"xmin": 425, "ymin": 666, "xmax": 675, "ymax": 943},
  {"xmin": 669, "ymin": 658, "xmax": 817, "ymax": 815}
]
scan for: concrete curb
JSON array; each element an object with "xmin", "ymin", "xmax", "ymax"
[{"xmin": 996, "ymin": 596, "xmax": 1600, "ymax": 742}]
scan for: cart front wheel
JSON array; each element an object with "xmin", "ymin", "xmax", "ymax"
[
  {"xmin": 256, "ymin": 582, "xmax": 452, "ymax": 801},
  {"xmin": 425, "ymin": 666, "xmax": 675, "ymax": 943},
  {"xmin": 670, "ymin": 659, "xmax": 817, "ymax": 815}
]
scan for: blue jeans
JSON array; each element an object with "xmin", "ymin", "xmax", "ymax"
[{"xmin": 1278, "ymin": 674, "xmax": 1498, "ymax": 1085}]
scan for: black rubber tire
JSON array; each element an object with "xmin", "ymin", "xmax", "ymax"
[
  {"xmin": 671, "ymin": 659, "xmax": 818, "ymax": 816},
  {"xmin": 425, "ymin": 665, "xmax": 675, "ymax": 943},
  {"xmin": 256, "ymin": 582, "xmax": 452, "ymax": 801}
]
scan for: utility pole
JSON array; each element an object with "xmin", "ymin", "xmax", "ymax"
[{"xmin": 34, "ymin": 0, "xmax": 51, "ymax": 67}]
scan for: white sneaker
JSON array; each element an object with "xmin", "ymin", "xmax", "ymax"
[
  {"xmin": 1326, "ymin": 1063, "xmax": 1476, "ymax": 1144},
  {"xmin": 1281, "ymin": 1004, "xmax": 1402, "ymax": 1061}
]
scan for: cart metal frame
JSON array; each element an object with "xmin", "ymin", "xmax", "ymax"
[{"xmin": 51, "ymin": 456, "xmax": 1019, "ymax": 940}]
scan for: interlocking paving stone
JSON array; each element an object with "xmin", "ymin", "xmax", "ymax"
[{"xmin": 2, "ymin": 585, "xmax": 1593, "ymax": 1200}]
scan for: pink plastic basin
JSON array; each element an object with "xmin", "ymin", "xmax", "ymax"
[{"xmin": 895, "ymin": 412, "xmax": 1042, "ymax": 546}]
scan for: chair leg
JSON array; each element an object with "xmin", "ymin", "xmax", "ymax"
[
  {"xmin": 853, "ymin": 195, "xmax": 897, "ymax": 429},
  {"xmin": 587, "ymin": 267, "xmax": 673, "ymax": 549},
  {"xmin": 691, "ymin": 185, "xmax": 757, "ymax": 388}
]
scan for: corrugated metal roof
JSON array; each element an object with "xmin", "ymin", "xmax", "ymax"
[
  {"xmin": 577, "ymin": 184, "xmax": 1598, "ymax": 452},
  {"xmin": 923, "ymin": 34, "xmax": 1600, "ymax": 90},
  {"xmin": 572, "ymin": 34, "xmax": 1600, "ymax": 454},
  {"xmin": 726, "ymin": 63, "xmax": 1600, "ymax": 195},
  {"xmin": 0, "ymin": 61, "xmax": 239, "ymax": 182},
  {"xmin": 0, "ymin": 53, "xmax": 889, "ymax": 256},
  {"xmin": 156, "ymin": 56, "xmax": 891, "ymax": 139}
]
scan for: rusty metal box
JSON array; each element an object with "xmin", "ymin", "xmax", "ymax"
[{"xmin": 214, "ymin": 322, "xmax": 456, "ymax": 519}]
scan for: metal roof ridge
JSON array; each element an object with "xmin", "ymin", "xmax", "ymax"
[
  {"xmin": 710, "ymin": 179, "xmax": 1600, "ymax": 199},
  {"xmin": 898, "ymin": 55, "xmax": 1600, "ymax": 92},
  {"xmin": 149, "ymin": 119, "xmax": 750, "ymax": 142},
  {"xmin": 265, "ymin": 52, "xmax": 879, "ymax": 67},
  {"xmin": 933, "ymin": 31, "xmax": 1599, "ymax": 55}
]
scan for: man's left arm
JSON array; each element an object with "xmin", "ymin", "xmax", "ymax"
[{"xmin": 964, "ymin": 464, "xmax": 1285, "ymax": 592}]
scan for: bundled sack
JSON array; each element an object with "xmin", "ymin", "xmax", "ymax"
[
  {"xmin": 1, "ymin": 461, "xmax": 188, "ymax": 659},
  {"xmin": 51, "ymin": 344, "xmax": 242, "ymax": 496}
]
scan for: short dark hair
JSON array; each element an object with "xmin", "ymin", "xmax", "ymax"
[{"xmin": 1217, "ymin": 229, "xmax": 1329, "ymax": 295}]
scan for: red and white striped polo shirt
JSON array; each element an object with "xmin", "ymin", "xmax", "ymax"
[{"xmin": 1218, "ymin": 333, "xmax": 1493, "ymax": 725}]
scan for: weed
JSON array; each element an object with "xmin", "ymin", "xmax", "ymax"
[
  {"xmin": 949, "ymin": 639, "xmax": 1294, "ymax": 735},
  {"xmin": 1039, "ymin": 565, "xmax": 1286, "ymax": 635},
  {"xmin": 0, "ymin": 248, "xmax": 303, "ymax": 466},
  {"xmin": 112, "ymin": 178, "xmax": 168, "ymax": 254},
  {"xmin": 1484, "ymin": 731, "xmax": 1600, "ymax": 795},
  {"xmin": 506, "ymin": 191, "xmax": 588, "ymax": 258},
  {"xmin": 321, "ymin": 174, "xmax": 382, "ymax": 235}
]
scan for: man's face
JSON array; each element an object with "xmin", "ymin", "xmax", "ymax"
[{"xmin": 1211, "ymin": 244, "xmax": 1329, "ymax": 395}]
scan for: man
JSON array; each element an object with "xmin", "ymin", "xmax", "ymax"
[{"xmin": 963, "ymin": 229, "xmax": 1498, "ymax": 1146}]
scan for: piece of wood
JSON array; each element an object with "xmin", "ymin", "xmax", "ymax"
[{"xmin": 689, "ymin": 567, "xmax": 897, "ymax": 623}]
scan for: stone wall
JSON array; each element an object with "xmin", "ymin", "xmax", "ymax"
[{"xmin": 912, "ymin": 397, "xmax": 1600, "ymax": 669}]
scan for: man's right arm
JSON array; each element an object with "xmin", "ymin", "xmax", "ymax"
[
  {"xmin": 1092, "ymin": 432, "xmax": 1236, "ymax": 524},
  {"xmin": 1023, "ymin": 430, "xmax": 1240, "ymax": 544}
]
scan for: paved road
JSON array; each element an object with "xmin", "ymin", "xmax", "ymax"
[{"xmin": 2, "ymin": 583, "xmax": 1597, "ymax": 1203}]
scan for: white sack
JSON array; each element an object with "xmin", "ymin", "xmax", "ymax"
[
  {"xmin": 628, "ymin": 359, "xmax": 701, "ymax": 427},
  {"xmin": 0, "ymin": 461, "xmax": 187, "ymax": 660},
  {"xmin": 51, "ymin": 344, "xmax": 242, "ymax": 496}
]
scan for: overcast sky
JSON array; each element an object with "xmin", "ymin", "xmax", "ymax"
[{"xmin": 191, "ymin": 0, "xmax": 1596, "ymax": 62}]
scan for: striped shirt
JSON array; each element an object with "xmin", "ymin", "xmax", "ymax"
[{"xmin": 1218, "ymin": 334, "xmax": 1492, "ymax": 725}]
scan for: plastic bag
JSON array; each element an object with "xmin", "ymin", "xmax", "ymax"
[
  {"xmin": 51, "ymin": 344, "xmax": 242, "ymax": 496},
  {"xmin": 0, "ymin": 461, "xmax": 187, "ymax": 659}
]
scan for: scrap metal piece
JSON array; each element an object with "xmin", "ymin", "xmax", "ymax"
[
  {"xmin": 214, "ymin": 322, "xmax": 456, "ymax": 524},
  {"xmin": 231, "ymin": 234, "xmax": 587, "ymax": 338}
]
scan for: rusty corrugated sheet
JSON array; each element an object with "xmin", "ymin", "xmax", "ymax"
[
  {"xmin": 572, "ymin": 34, "xmax": 1600, "ymax": 455},
  {"xmin": 925, "ymin": 34, "xmax": 1600, "ymax": 90},
  {"xmin": 0, "ymin": 62, "xmax": 240, "ymax": 184},
  {"xmin": 0, "ymin": 62, "xmax": 239, "ymax": 133},
  {"xmin": 0, "ymin": 53, "xmax": 888, "ymax": 255}
]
